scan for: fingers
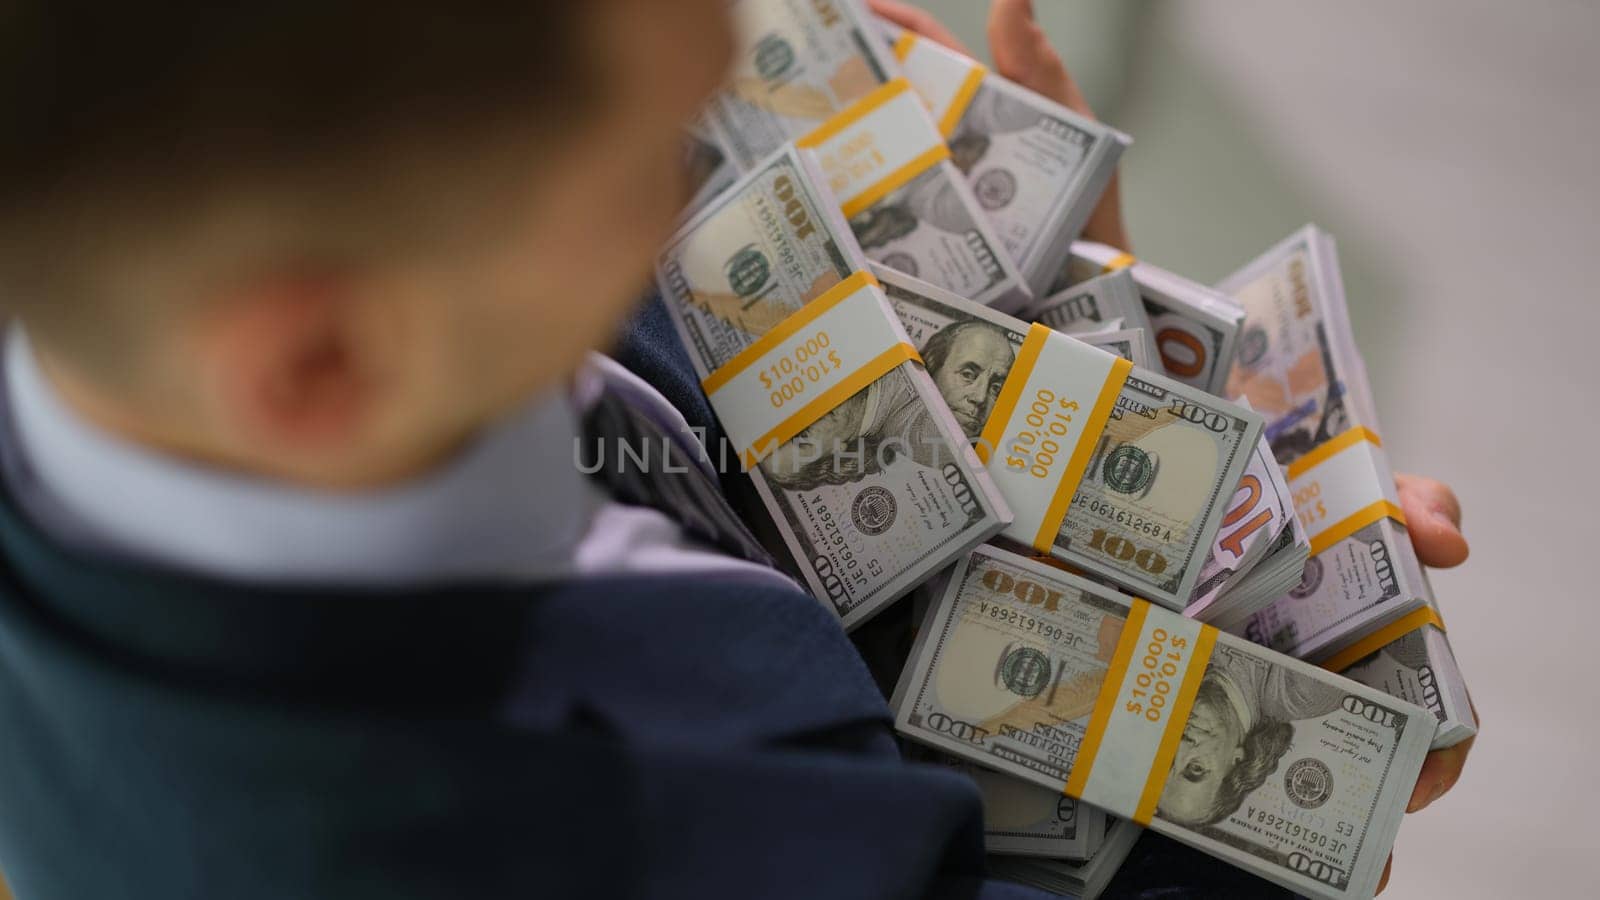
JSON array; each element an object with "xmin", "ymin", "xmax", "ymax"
[
  {"xmin": 985, "ymin": 0, "xmax": 1130, "ymax": 249},
  {"xmin": 1377, "ymin": 854, "xmax": 1392, "ymax": 894},
  {"xmin": 1395, "ymin": 475, "xmax": 1474, "ymax": 813},
  {"xmin": 1396, "ymin": 472, "xmax": 1469, "ymax": 569},
  {"xmin": 867, "ymin": 0, "xmax": 974, "ymax": 55},
  {"xmin": 1396, "ymin": 472, "xmax": 1463, "ymax": 529},
  {"xmin": 987, "ymin": 0, "xmax": 1086, "ymax": 116},
  {"xmin": 1406, "ymin": 733, "xmax": 1475, "ymax": 813},
  {"xmin": 1078, "ymin": 175, "xmax": 1131, "ymax": 251}
]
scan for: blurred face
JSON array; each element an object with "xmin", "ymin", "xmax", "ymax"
[
  {"xmin": 931, "ymin": 326, "xmax": 1014, "ymax": 437},
  {"xmin": 1157, "ymin": 678, "xmax": 1246, "ymax": 826},
  {"xmin": 416, "ymin": 0, "xmax": 737, "ymax": 426},
  {"xmin": 46, "ymin": 0, "xmax": 740, "ymax": 487}
]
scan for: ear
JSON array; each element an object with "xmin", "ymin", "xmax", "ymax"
[{"xmin": 193, "ymin": 273, "xmax": 375, "ymax": 454}]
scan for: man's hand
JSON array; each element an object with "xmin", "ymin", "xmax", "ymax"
[
  {"xmin": 868, "ymin": 0, "xmax": 973, "ymax": 55},
  {"xmin": 1396, "ymin": 473, "xmax": 1475, "ymax": 820},
  {"xmin": 868, "ymin": 0, "xmax": 1131, "ymax": 250},
  {"xmin": 1374, "ymin": 473, "xmax": 1476, "ymax": 893}
]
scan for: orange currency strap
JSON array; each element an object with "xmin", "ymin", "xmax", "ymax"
[
  {"xmin": 797, "ymin": 77, "xmax": 952, "ymax": 219},
  {"xmin": 700, "ymin": 271, "xmax": 920, "ymax": 469},
  {"xmin": 977, "ymin": 324, "xmax": 1132, "ymax": 552},
  {"xmin": 1101, "ymin": 252, "xmax": 1136, "ymax": 273},
  {"xmin": 1065, "ymin": 599, "xmax": 1219, "ymax": 826},
  {"xmin": 1319, "ymin": 605, "xmax": 1447, "ymax": 674},
  {"xmin": 1285, "ymin": 427, "xmax": 1407, "ymax": 558},
  {"xmin": 891, "ymin": 31, "xmax": 989, "ymax": 138}
]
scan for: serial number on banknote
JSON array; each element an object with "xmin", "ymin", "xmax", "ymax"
[
  {"xmin": 1246, "ymin": 806, "xmax": 1355, "ymax": 854},
  {"xmin": 814, "ymin": 501, "xmax": 888, "ymax": 586},
  {"xmin": 1074, "ymin": 497, "xmax": 1176, "ymax": 541},
  {"xmin": 974, "ymin": 601, "xmax": 1068, "ymax": 643},
  {"xmin": 758, "ymin": 332, "xmax": 846, "ymax": 409}
]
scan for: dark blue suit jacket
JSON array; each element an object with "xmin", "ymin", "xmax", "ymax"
[{"xmin": 0, "ymin": 297, "xmax": 1295, "ymax": 899}]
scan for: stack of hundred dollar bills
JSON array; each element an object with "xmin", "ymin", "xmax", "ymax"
[
  {"xmin": 986, "ymin": 818, "xmax": 1144, "ymax": 900},
  {"xmin": 704, "ymin": 0, "xmax": 1031, "ymax": 309},
  {"xmin": 1047, "ymin": 245, "xmax": 1312, "ymax": 626},
  {"xmin": 1218, "ymin": 226, "xmax": 1476, "ymax": 750},
  {"xmin": 659, "ymin": 1, "xmax": 1473, "ymax": 895},
  {"xmin": 891, "ymin": 545, "xmax": 1432, "ymax": 899}
]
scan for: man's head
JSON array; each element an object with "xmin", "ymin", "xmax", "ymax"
[
  {"xmin": 1157, "ymin": 673, "xmax": 1295, "ymax": 827},
  {"xmin": 922, "ymin": 321, "xmax": 1014, "ymax": 438},
  {"xmin": 0, "ymin": 1, "xmax": 733, "ymax": 487}
]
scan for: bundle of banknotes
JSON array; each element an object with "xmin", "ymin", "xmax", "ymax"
[
  {"xmin": 1026, "ymin": 268, "xmax": 1156, "ymax": 359},
  {"xmin": 659, "ymin": 2, "xmax": 1473, "ymax": 895},
  {"xmin": 891, "ymin": 545, "xmax": 1432, "ymax": 899},
  {"xmin": 987, "ymin": 818, "xmax": 1144, "ymax": 900},
  {"xmin": 705, "ymin": 0, "xmax": 1031, "ymax": 309},
  {"xmin": 1055, "ymin": 242, "xmax": 1248, "ymax": 398},
  {"xmin": 1217, "ymin": 226, "xmax": 1477, "ymax": 750},
  {"xmin": 876, "ymin": 264, "xmax": 1263, "ymax": 612},
  {"xmin": 881, "ymin": 22, "xmax": 1130, "ymax": 297},
  {"xmin": 914, "ymin": 738, "xmax": 1142, "ymax": 898},
  {"xmin": 1185, "ymin": 421, "xmax": 1312, "ymax": 629},
  {"xmin": 657, "ymin": 146, "xmax": 1012, "ymax": 630},
  {"xmin": 907, "ymin": 745, "xmax": 1109, "ymax": 860}
]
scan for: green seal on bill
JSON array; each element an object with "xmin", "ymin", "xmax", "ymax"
[
  {"xmin": 725, "ymin": 245, "xmax": 771, "ymax": 299},
  {"xmin": 1000, "ymin": 647, "xmax": 1051, "ymax": 699},
  {"xmin": 753, "ymin": 35, "xmax": 795, "ymax": 83},
  {"xmin": 1102, "ymin": 445, "xmax": 1155, "ymax": 495}
]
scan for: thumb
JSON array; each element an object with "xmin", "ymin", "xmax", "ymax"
[
  {"xmin": 1396, "ymin": 473, "xmax": 1469, "ymax": 569},
  {"xmin": 987, "ymin": 0, "xmax": 1089, "ymax": 117}
]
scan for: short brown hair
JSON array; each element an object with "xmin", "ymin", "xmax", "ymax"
[{"xmin": 0, "ymin": 3, "xmax": 598, "ymax": 359}]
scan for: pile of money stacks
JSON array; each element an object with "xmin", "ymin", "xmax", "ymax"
[{"xmin": 661, "ymin": 2, "xmax": 1474, "ymax": 896}]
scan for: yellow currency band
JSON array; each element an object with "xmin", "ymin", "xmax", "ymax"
[
  {"xmin": 976, "ymin": 324, "xmax": 1133, "ymax": 551},
  {"xmin": 1318, "ymin": 606, "xmax": 1447, "ymax": 674},
  {"xmin": 891, "ymin": 31, "xmax": 917, "ymax": 62},
  {"xmin": 797, "ymin": 79, "xmax": 952, "ymax": 220},
  {"xmin": 1064, "ymin": 599, "xmax": 1220, "ymax": 826},
  {"xmin": 698, "ymin": 271, "xmax": 920, "ymax": 467},
  {"xmin": 1064, "ymin": 598, "xmax": 1148, "ymax": 801},
  {"xmin": 1135, "ymin": 623, "xmax": 1217, "ymax": 825},
  {"xmin": 889, "ymin": 32, "xmax": 985, "ymax": 135},
  {"xmin": 700, "ymin": 271, "xmax": 880, "ymax": 395},
  {"xmin": 1308, "ymin": 499, "xmax": 1408, "ymax": 557},
  {"xmin": 940, "ymin": 64, "xmax": 988, "ymax": 138},
  {"xmin": 1285, "ymin": 425, "xmax": 1385, "ymax": 480},
  {"xmin": 737, "ymin": 341, "xmax": 918, "ymax": 468},
  {"xmin": 1101, "ymin": 252, "xmax": 1137, "ymax": 273},
  {"xmin": 1038, "ymin": 354, "xmax": 1133, "ymax": 552},
  {"xmin": 839, "ymin": 144, "xmax": 950, "ymax": 219},
  {"xmin": 1286, "ymin": 427, "xmax": 1408, "ymax": 555},
  {"xmin": 796, "ymin": 79, "xmax": 909, "ymax": 148},
  {"xmin": 974, "ymin": 324, "xmax": 1050, "ymax": 466}
]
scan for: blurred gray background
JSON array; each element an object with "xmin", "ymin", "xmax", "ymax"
[{"xmin": 913, "ymin": 1, "xmax": 1600, "ymax": 897}]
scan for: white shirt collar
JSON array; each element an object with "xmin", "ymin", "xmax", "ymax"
[{"xmin": 1, "ymin": 328, "xmax": 599, "ymax": 586}]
